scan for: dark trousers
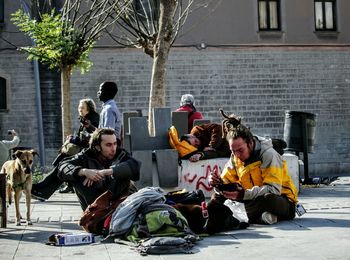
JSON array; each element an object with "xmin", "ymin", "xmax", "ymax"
[
  {"xmin": 244, "ymin": 193, "xmax": 296, "ymax": 224},
  {"xmin": 31, "ymin": 153, "xmax": 68, "ymax": 199},
  {"xmin": 206, "ymin": 192, "xmax": 295, "ymax": 233},
  {"xmin": 32, "ymin": 165, "xmax": 63, "ymax": 199}
]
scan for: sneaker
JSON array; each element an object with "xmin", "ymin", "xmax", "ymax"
[
  {"xmin": 261, "ymin": 212, "xmax": 277, "ymax": 225},
  {"xmin": 31, "ymin": 189, "xmax": 47, "ymax": 202},
  {"xmin": 59, "ymin": 184, "xmax": 74, "ymax": 194}
]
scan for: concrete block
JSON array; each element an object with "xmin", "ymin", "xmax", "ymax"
[
  {"xmin": 172, "ymin": 111, "xmax": 188, "ymax": 136},
  {"xmin": 123, "ymin": 111, "xmax": 141, "ymax": 134},
  {"xmin": 123, "ymin": 135, "xmax": 131, "ymax": 152},
  {"xmin": 128, "ymin": 117, "xmax": 152, "ymax": 150},
  {"xmin": 154, "ymin": 149, "xmax": 179, "ymax": 187},
  {"xmin": 132, "ymin": 150, "xmax": 153, "ymax": 188},
  {"xmin": 153, "ymin": 108, "xmax": 172, "ymax": 137},
  {"xmin": 127, "ymin": 108, "xmax": 172, "ymax": 151}
]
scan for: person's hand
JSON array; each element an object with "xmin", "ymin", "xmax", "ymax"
[
  {"xmin": 79, "ymin": 169, "xmax": 105, "ymax": 186},
  {"xmin": 189, "ymin": 153, "xmax": 202, "ymax": 162},
  {"xmin": 208, "ymin": 168, "xmax": 222, "ymax": 187},
  {"xmin": 83, "ymin": 179, "xmax": 94, "ymax": 187},
  {"xmin": 222, "ymin": 187, "xmax": 245, "ymax": 201},
  {"xmin": 97, "ymin": 169, "xmax": 112, "ymax": 177}
]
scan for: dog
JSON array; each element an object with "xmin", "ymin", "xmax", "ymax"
[
  {"xmin": 1, "ymin": 149, "xmax": 38, "ymax": 226},
  {"xmin": 173, "ymin": 203, "xmax": 207, "ymax": 234}
]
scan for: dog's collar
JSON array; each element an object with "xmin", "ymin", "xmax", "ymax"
[
  {"xmin": 12, "ymin": 181, "xmax": 26, "ymax": 190},
  {"xmin": 9, "ymin": 174, "xmax": 30, "ymax": 190},
  {"xmin": 201, "ymin": 201, "xmax": 209, "ymax": 219}
]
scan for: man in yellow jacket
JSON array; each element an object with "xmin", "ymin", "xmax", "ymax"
[{"xmin": 208, "ymin": 123, "xmax": 298, "ymax": 230}]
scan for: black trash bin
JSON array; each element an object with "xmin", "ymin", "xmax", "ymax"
[
  {"xmin": 283, "ymin": 111, "xmax": 316, "ymax": 153},
  {"xmin": 283, "ymin": 111, "xmax": 317, "ymax": 184}
]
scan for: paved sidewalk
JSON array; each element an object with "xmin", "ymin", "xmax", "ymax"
[{"xmin": 1, "ymin": 178, "xmax": 350, "ymax": 260}]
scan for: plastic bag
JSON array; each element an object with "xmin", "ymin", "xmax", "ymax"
[{"xmin": 224, "ymin": 200, "xmax": 249, "ymax": 223}]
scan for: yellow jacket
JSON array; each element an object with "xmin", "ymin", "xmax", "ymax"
[{"xmin": 221, "ymin": 136, "xmax": 298, "ymax": 203}]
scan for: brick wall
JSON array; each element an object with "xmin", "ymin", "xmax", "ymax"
[
  {"xmin": 0, "ymin": 52, "xmax": 39, "ymax": 154},
  {"xmin": 38, "ymin": 64, "xmax": 61, "ymax": 159},
  {"xmin": 70, "ymin": 46, "xmax": 350, "ymax": 177},
  {"xmin": 1, "ymin": 46, "xmax": 349, "ymax": 177}
]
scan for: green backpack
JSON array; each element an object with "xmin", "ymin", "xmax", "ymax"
[{"xmin": 126, "ymin": 203, "xmax": 192, "ymax": 242}]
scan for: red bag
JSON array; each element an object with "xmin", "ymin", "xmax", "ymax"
[{"xmin": 79, "ymin": 191, "xmax": 127, "ymax": 235}]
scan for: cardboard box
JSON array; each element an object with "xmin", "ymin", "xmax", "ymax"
[{"xmin": 48, "ymin": 232, "xmax": 95, "ymax": 246}]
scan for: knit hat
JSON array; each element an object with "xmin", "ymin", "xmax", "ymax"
[{"xmin": 180, "ymin": 94, "xmax": 195, "ymax": 106}]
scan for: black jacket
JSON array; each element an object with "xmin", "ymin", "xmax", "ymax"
[
  {"xmin": 76, "ymin": 111, "xmax": 100, "ymax": 148},
  {"xmin": 58, "ymin": 148, "xmax": 140, "ymax": 186}
]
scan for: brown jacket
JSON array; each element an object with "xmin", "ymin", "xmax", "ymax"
[{"xmin": 190, "ymin": 123, "xmax": 231, "ymax": 159}]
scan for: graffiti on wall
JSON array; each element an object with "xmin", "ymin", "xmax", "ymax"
[{"xmin": 180, "ymin": 159, "xmax": 227, "ymax": 196}]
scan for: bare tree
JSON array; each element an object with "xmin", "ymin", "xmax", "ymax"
[
  {"xmin": 107, "ymin": 0, "xmax": 220, "ymax": 135},
  {"xmin": 12, "ymin": 0, "xmax": 132, "ymax": 142}
]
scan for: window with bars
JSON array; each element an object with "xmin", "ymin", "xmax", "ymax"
[
  {"xmin": 314, "ymin": 0, "xmax": 337, "ymax": 31},
  {"xmin": 0, "ymin": 77, "xmax": 7, "ymax": 110},
  {"xmin": 258, "ymin": 0, "xmax": 281, "ymax": 31}
]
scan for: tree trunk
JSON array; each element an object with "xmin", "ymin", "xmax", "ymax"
[
  {"xmin": 61, "ymin": 66, "xmax": 73, "ymax": 143},
  {"xmin": 148, "ymin": 0, "xmax": 177, "ymax": 136}
]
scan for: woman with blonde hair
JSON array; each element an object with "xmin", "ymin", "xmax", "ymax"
[{"xmin": 75, "ymin": 98, "xmax": 100, "ymax": 147}]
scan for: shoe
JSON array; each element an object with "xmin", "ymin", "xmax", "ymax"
[
  {"xmin": 261, "ymin": 212, "xmax": 277, "ymax": 225},
  {"xmin": 31, "ymin": 189, "xmax": 47, "ymax": 202},
  {"xmin": 59, "ymin": 185, "xmax": 74, "ymax": 194}
]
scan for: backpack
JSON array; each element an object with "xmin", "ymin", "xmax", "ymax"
[
  {"xmin": 135, "ymin": 236, "xmax": 195, "ymax": 255},
  {"xmin": 168, "ymin": 126, "xmax": 197, "ymax": 158},
  {"xmin": 113, "ymin": 235, "xmax": 198, "ymax": 256},
  {"xmin": 126, "ymin": 203, "xmax": 192, "ymax": 242},
  {"xmin": 79, "ymin": 191, "xmax": 127, "ymax": 235}
]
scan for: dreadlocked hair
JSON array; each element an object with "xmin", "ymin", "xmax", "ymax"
[{"xmin": 219, "ymin": 108, "xmax": 242, "ymax": 138}]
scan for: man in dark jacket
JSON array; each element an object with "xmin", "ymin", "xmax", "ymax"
[
  {"xmin": 181, "ymin": 123, "xmax": 231, "ymax": 162},
  {"xmin": 58, "ymin": 128, "xmax": 140, "ymax": 210}
]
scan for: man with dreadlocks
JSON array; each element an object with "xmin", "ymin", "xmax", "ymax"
[{"xmin": 208, "ymin": 122, "xmax": 298, "ymax": 230}]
